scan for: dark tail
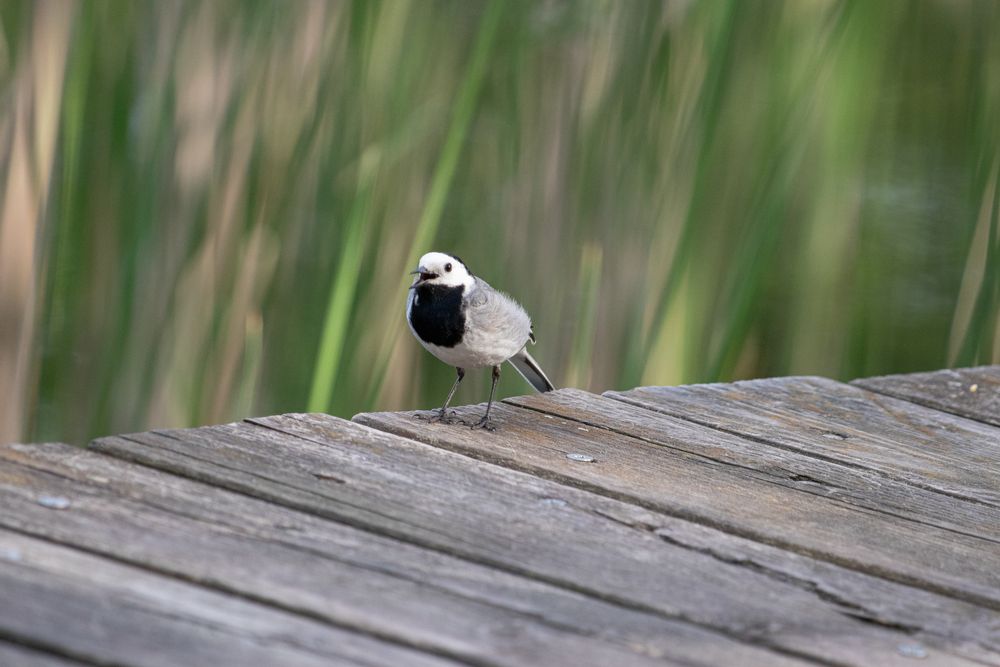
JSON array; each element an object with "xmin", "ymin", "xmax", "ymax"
[{"xmin": 508, "ymin": 349, "xmax": 555, "ymax": 393}]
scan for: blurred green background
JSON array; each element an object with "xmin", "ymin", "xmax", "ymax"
[{"xmin": 1, "ymin": 0, "xmax": 998, "ymax": 445}]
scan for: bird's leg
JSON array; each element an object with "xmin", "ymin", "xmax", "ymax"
[
  {"xmin": 428, "ymin": 367, "xmax": 464, "ymax": 424},
  {"xmin": 472, "ymin": 365, "xmax": 501, "ymax": 431}
]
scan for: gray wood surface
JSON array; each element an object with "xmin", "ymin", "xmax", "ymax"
[
  {"xmin": 506, "ymin": 388, "xmax": 999, "ymax": 543},
  {"xmin": 356, "ymin": 399, "xmax": 1000, "ymax": 612},
  {"xmin": 608, "ymin": 376, "xmax": 1000, "ymax": 507},
  {"xmin": 86, "ymin": 415, "xmax": 1000, "ymax": 665},
  {"xmin": 853, "ymin": 365, "xmax": 1000, "ymax": 427},
  {"xmin": 0, "ymin": 527, "xmax": 451, "ymax": 667},
  {"xmin": 8, "ymin": 365, "xmax": 1000, "ymax": 667},
  {"xmin": 0, "ymin": 643, "xmax": 86, "ymax": 667},
  {"xmin": 2, "ymin": 441, "xmax": 797, "ymax": 667}
]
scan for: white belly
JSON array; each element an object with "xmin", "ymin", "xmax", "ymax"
[{"xmin": 419, "ymin": 336, "xmax": 522, "ymax": 369}]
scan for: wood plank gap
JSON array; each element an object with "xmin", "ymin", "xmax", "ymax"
[
  {"xmin": 104, "ymin": 433, "xmax": 718, "ymax": 657},
  {"xmin": 85, "ymin": 420, "xmax": 999, "ymax": 665},
  {"xmin": 354, "ymin": 407, "xmax": 1000, "ymax": 614},
  {"xmin": 606, "ymin": 377, "xmax": 1000, "ymax": 507},
  {"xmin": 850, "ymin": 367, "xmax": 1000, "ymax": 429},
  {"xmin": 132, "ymin": 428, "xmax": 618, "ymax": 573},
  {"xmin": 248, "ymin": 416, "xmax": 957, "ymax": 666},
  {"xmin": 605, "ymin": 391, "xmax": 998, "ymax": 510},
  {"xmin": 8, "ymin": 447, "xmax": 603, "ymax": 645},
  {"xmin": 0, "ymin": 519, "xmax": 486, "ymax": 667},
  {"xmin": 851, "ymin": 383, "xmax": 1000, "ymax": 431},
  {"xmin": 244, "ymin": 529, "xmax": 644, "ymax": 643},
  {"xmin": 246, "ymin": 416, "xmax": 836, "ymax": 666},
  {"xmin": 0, "ymin": 636, "xmax": 96, "ymax": 667},
  {"xmin": 121, "ymin": 432, "xmax": 442, "ymax": 538},
  {"xmin": 0, "ymin": 525, "xmax": 461, "ymax": 667},
  {"xmin": 30, "ymin": 440, "xmax": 823, "ymax": 667},
  {"xmin": 508, "ymin": 399, "xmax": 1000, "ymax": 546}
]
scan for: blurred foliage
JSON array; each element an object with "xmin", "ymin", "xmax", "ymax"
[{"xmin": 0, "ymin": 0, "xmax": 998, "ymax": 445}]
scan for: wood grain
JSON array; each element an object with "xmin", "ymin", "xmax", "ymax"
[
  {"xmin": 1, "ymin": 441, "xmax": 803, "ymax": 667},
  {"xmin": 0, "ymin": 643, "xmax": 85, "ymax": 667},
  {"xmin": 11, "ymin": 366, "xmax": 1000, "ymax": 667},
  {"xmin": 504, "ymin": 388, "xmax": 999, "ymax": 543},
  {"xmin": 853, "ymin": 365, "xmax": 1000, "ymax": 427},
  {"xmin": 0, "ymin": 528, "xmax": 452, "ymax": 667},
  {"xmin": 356, "ymin": 400, "xmax": 1000, "ymax": 612},
  {"xmin": 608, "ymin": 376, "xmax": 1000, "ymax": 507},
  {"xmin": 88, "ymin": 416, "xmax": 1000, "ymax": 665}
]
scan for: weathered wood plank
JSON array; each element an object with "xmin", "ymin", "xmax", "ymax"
[
  {"xmin": 853, "ymin": 365, "xmax": 1000, "ymax": 427},
  {"xmin": 607, "ymin": 376, "xmax": 1000, "ymax": 507},
  {"xmin": 356, "ymin": 402, "xmax": 1000, "ymax": 611},
  {"xmin": 89, "ymin": 416, "xmax": 1000, "ymax": 665},
  {"xmin": 0, "ymin": 442, "xmax": 805, "ymax": 667},
  {"xmin": 0, "ymin": 643, "xmax": 85, "ymax": 667},
  {"xmin": 505, "ymin": 388, "xmax": 999, "ymax": 543},
  {"xmin": 0, "ymin": 528, "xmax": 454, "ymax": 667}
]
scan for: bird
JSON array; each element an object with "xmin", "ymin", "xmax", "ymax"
[{"xmin": 406, "ymin": 251, "xmax": 554, "ymax": 430}]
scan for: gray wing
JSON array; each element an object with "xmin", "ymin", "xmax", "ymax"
[{"xmin": 464, "ymin": 277, "xmax": 533, "ymax": 349}]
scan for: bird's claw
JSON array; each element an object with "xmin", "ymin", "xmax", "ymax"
[
  {"xmin": 470, "ymin": 415, "xmax": 496, "ymax": 432},
  {"xmin": 431, "ymin": 409, "xmax": 457, "ymax": 424}
]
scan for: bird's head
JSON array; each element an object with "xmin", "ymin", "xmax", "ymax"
[{"xmin": 410, "ymin": 252, "xmax": 474, "ymax": 289}]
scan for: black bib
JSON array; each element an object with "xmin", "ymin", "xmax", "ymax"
[{"xmin": 409, "ymin": 283, "xmax": 466, "ymax": 348}]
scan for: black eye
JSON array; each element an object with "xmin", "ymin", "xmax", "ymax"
[{"xmin": 445, "ymin": 263, "xmax": 452, "ymax": 272}]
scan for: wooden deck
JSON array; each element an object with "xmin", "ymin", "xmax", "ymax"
[{"xmin": 2, "ymin": 366, "xmax": 999, "ymax": 667}]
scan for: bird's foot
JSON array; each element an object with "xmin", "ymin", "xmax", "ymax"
[
  {"xmin": 430, "ymin": 409, "xmax": 457, "ymax": 425},
  {"xmin": 469, "ymin": 415, "xmax": 496, "ymax": 432}
]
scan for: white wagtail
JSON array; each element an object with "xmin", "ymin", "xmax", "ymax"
[{"xmin": 406, "ymin": 251, "xmax": 554, "ymax": 430}]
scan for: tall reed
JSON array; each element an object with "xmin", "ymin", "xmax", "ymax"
[{"xmin": 0, "ymin": 0, "xmax": 995, "ymax": 444}]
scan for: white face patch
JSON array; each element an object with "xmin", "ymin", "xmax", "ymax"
[{"xmin": 413, "ymin": 251, "xmax": 474, "ymax": 289}]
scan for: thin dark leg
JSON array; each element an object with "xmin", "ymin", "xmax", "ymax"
[
  {"xmin": 429, "ymin": 367, "xmax": 464, "ymax": 424},
  {"xmin": 473, "ymin": 365, "xmax": 501, "ymax": 431}
]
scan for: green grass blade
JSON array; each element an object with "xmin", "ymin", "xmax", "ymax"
[
  {"xmin": 955, "ymin": 167, "xmax": 1000, "ymax": 366},
  {"xmin": 307, "ymin": 155, "xmax": 378, "ymax": 413}
]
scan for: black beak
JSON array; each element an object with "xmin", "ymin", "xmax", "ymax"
[{"xmin": 409, "ymin": 267, "xmax": 437, "ymax": 288}]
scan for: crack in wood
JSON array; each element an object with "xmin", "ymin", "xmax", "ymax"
[
  {"xmin": 585, "ymin": 505, "xmax": 923, "ymax": 635},
  {"xmin": 608, "ymin": 393, "xmax": 999, "ymax": 510},
  {"xmin": 248, "ymin": 418, "xmax": 835, "ymax": 664},
  {"xmin": 505, "ymin": 399, "xmax": 1000, "ymax": 548},
  {"xmin": 0, "ymin": 635, "xmax": 96, "ymax": 666},
  {"xmin": 9, "ymin": 365, "xmax": 1000, "ymax": 667},
  {"xmin": 17, "ymin": 525, "xmax": 489, "ymax": 667}
]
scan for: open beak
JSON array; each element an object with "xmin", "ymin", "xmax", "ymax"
[{"xmin": 409, "ymin": 266, "xmax": 437, "ymax": 288}]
